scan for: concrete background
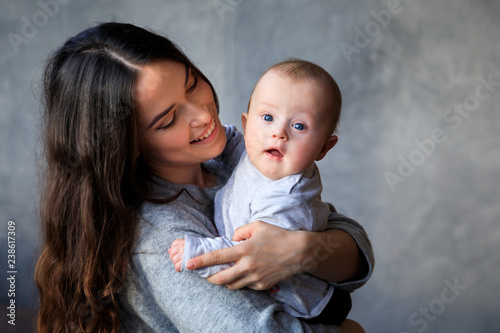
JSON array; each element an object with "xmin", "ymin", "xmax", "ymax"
[{"xmin": 1, "ymin": 0, "xmax": 499, "ymax": 332}]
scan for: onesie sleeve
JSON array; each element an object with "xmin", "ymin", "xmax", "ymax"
[{"xmin": 181, "ymin": 235, "xmax": 242, "ymax": 277}]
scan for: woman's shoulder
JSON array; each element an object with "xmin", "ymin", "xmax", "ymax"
[{"xmin": 134, "ymin": 198, "xmax": 218, "ymax": 253}]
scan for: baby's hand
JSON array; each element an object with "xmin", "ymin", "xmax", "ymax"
[{"xmin": 168, "ymin": 238, "xmax": 186, "ymax": 272}]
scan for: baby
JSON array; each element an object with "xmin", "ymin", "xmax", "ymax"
[{"xmin": 170, "ymin": 59, "xmax": 349, "ymax": 324}]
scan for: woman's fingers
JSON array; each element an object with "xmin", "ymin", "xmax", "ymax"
[
  {"xmin": 204, "ymin": 263, "xmax": 265, "ymax": 289},
  {"xmin": 186, "ymin": 245, "xmax": 242, "ymax": 271},
  {"xmin": 186, "ymin": 222, "xmax": 261, "ymax": 270},
  {"xmin": 206, "ymin": 267, "xmax": 243, "ymax": 287},
  {"xmin": 188, "ymin": 221, "xmax": 269, "ymax": 271},
  {"xmin": 205, "ymin": 262, "xmax": 286, "ymax": 290}
]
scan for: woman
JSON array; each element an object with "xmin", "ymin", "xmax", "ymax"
[{"xmin": 35, "ymin": 22, "xmax": 373, "ymax": 332}]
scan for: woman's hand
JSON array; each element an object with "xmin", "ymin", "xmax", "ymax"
[
  {"xmin": 185, "ymin": 220, "xmax": 364, "ymax": 290},
  {"xmin": 185, "ymin": 221, "xmax": 303, "ymax": 289}
]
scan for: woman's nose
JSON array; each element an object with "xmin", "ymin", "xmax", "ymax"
[{"xmin": 188, "ymin": 103, "xmax": 211, "ymax": 127}]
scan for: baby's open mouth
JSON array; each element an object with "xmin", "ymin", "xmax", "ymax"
[{"xmin": 266, "ymin": 149, "xmax": 283, "ymax": 158}]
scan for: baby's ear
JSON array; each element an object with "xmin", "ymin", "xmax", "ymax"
[
  {"xmin": 315, "ymin": 135, "xmax": 338, "ymax": 161},
  {"xmin": 241, "ymin": 112, "xmax": 248, "ymax": 135}
]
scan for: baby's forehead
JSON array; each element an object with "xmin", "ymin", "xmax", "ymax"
[
  {"xmin": 257, "ymin": 70, "xmax": 326, "ymax": 92},
  {"xmin": 254, "ymin": 72, "xmax": 333, "ymax": 108},
  {"xmin": 262, "ymin": 73, "xmax": 333, "ymax": 110}
]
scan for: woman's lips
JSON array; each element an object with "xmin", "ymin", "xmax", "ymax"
[{"xmin": 190, "ymin": 119, "xmax": 217, "ymax": 144}]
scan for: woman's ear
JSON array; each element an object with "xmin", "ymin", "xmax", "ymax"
[
  {"xmin": 241, "ymin": 112, "xmax": 248, "ymax": 135},
  {"xmin": 315, "ymin": 135, "xmax": 338, "ymax": 161}
]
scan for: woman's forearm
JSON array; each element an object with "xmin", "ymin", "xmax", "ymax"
[
  {"xmin": 187, "ymin": 221, "xmax": 371, "ymax": 290},
  {"xmin": 298, "ymin": 228, "xmax": 367, "ymax": 283}
]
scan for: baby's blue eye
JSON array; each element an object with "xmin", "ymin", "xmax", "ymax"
[
  {"xmin": 293, "ymin": 123, "xmax": 305, "ymax": 130},
  {"xmin": 263, "ymin": 115, "xmax": 273, "ymax": 122}
]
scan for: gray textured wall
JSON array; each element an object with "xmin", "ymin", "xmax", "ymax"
[{"xmin": 1, "ymin": 0, "xmax": 499, "ymax": 332}]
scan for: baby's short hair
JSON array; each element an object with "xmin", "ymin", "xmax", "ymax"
[{"xmin": 252, "ymin": 58, "xmax": 342, "ymax": 134}]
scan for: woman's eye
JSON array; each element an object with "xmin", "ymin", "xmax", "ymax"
[
  {"xmin": 263, "ymin": 114, "xmax": 273, "ymax": 122},
  {"xmin": 157, "ymin": 112, "xmax": 176, "ymax": 130},
  {"xmin": 293, "ymin": 123, "xmax": 305, "ymax": 130}
]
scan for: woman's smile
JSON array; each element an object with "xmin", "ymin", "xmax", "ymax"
[{"xmin": 191, "ymin": 118, "xmax": 217, "ymax": 144}]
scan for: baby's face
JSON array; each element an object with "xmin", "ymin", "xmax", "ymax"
[{"xmin": 242, "ymin": 72, "xmax": 336, "ymax": 180}]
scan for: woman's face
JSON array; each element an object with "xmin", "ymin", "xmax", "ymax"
[{"xmin": 134, "ymin": 60, "xmax": 226, "ymax": 181}]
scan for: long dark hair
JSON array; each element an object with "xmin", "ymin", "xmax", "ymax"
[{"xmin": 35, "ymin": 22, "xmax": 218, "ymax": 332}]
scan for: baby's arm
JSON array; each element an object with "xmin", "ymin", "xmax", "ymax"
[{"xmin": 168, "ymin": 235, "xmax": 242, "ymax": 277}]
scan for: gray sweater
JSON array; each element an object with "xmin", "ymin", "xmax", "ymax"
[{"xmin": 118, "ymin": 125, "xmax": 374, "ymax": 333}]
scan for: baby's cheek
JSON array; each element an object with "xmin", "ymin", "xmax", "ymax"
[
  {"xmin": 245, "ymin": 141, "xmax": 259, "ymax": 157},
  {"xmin": 255, "ymin": 126, "xmax": 269, "ymax": 143},
  {"xmin": 294, "ymin": 144, "xmax": 316, "ymax": 168}
]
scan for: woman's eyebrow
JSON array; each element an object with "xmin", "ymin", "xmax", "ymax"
[
  {"xmin": 147, "ymin": 104, "xmax": 174, "ymax": 129},
  {"xmin": 147, "ymin": 64, "xmax": 190, "ymax": 130}
]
